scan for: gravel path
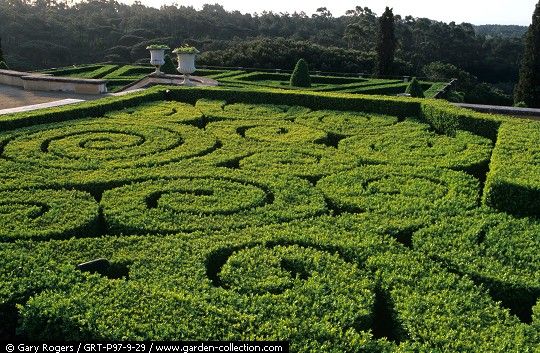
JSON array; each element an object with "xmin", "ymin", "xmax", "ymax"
[{"xmin": 0, "ymin": 84, "xmax": 102, "ymax": 110}]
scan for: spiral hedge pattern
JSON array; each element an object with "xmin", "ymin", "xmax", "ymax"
[
  {"xmin": 339, "ymin": 129, "xmax": 493, "ymax": 174},
  {"xmin": 1, "ymin": 222, "xmax": 535, "ymax": 351},
  {"xmin": 413, "ymin": 210, "xmax": 540, "ymax": 322},
  {"xmin": 205, "ymin": 119, "xmax": 328, "ymax": 146},
  {"xmin": 196, "ymin": 99, "xmax": 310, "ymax": 120},
  {"xmin": 238, "ymin": 146, "xmax": 358, "ymax": 179},
  {"xmin": 1, "ymin": 95, "xmax": 538, "ymax": 351},
  {"xmin": 0, "ymin": 119, "xmax": 218, "ymax": 170},
  {"xmin": 317, "ymin": 165, "xmax": 480, "ymax": 221},
  {"xmin": 101, "ymin": 173, "xmax": 327, "ymax": 234},
  {"xmin": 294, "ymin": 109, "xmax": 402, "ymax": 136},
  {"xmin": 0, "ymin": 189, "xmax": 99, "ymax": 241}
]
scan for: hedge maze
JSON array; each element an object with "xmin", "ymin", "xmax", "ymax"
[{"xmin": 0, "ymin": 87, "xmax": 538, "ymax": 351}]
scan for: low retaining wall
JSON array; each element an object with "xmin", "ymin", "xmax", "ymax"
[
  {"xmin": 0, "ymin": 69, "xmax": 37, "ymax": 87},
  {"xmin": 0, "ymin": 69, "xmax": 107, "ymax": 95}
]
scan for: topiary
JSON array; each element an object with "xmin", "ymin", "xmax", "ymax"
[
  {"xmin": 290, "ymin": 59, "xmax": 311, "ymax": 88},
  {"xmin": 0, "ymin": 61, "xmax": 8, "ymax": 70},
  {"xmin": 161, "ymin": 54, "xmax": 177, "ymax": 75},
  {"xmin": 405, "ymin": 77, "xmax": 425, "ymax": 98}
]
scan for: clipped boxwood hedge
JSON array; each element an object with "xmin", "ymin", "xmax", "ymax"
[
  {"xmin": 483, "ymin": 121, "xmax": 540, "ymax": 217},
  {"xmin": 0, "ymin": 84, "xmax": 538, "ymax": 351},
  {"xmin": 0, "ymin": 220, "xmax": 535, "ymax": 350}
]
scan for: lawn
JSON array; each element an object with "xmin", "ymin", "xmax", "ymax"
[{"xmin": 0, "ymin": 86, "xmax": 538, "ymax": 351}]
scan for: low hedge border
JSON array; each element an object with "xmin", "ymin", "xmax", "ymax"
[{"xmin": 483, "ymin": 120, "xmax": 540, "ymax": 217}]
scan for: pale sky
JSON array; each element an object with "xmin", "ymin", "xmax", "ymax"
[{"xmin": 119, "ymin": 0, "xmax": 537, "ymax": 25}]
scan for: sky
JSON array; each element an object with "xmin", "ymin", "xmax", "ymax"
[{"xmin": 117, "ymin": 0, "xmax": 538, "ymax": 26}]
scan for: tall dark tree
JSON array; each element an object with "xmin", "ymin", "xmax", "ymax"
[
  {"xmin": 0, "ymin": 37, "xmax": 4, "ymax": 63},
  {"xmin": 515, "ymin": 1, "xmax": 540, "ymax": 107},
  {"xmin": 376, "ymin": 7, "xmax": 397, "ymax": 76}
]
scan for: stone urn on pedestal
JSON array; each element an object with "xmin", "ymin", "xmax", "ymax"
[
  {"xmin": 173, "ymin": 46, "xmax": 200, "ymax": 86},
  {"xmin": 146, "ymin": 44, "xmax": 170, "ymax": 75}
]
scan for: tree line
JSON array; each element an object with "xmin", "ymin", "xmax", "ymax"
[{"xmin": 0, "ymin": 0, "xmax": 537, "ymax": 105}]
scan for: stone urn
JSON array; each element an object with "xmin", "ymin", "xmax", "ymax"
[
  {"xmin": 173, "ymin": 47, "xmax": 200, "ymax": 86},
  {"xmin": 146, "ymin": 45, "xmax": 170, "ymax": 75}
]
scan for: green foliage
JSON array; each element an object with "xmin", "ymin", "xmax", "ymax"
[
  {"xmin": 514, "ymin": 101, "xmax": 528, "ymax": 108},
  {"xmin": 423, "ymin": 61, "xmax": 477, "ymax": 91},
  {"xmin": 0, "ymin": 86, "xmax": 538, "ymax": 350},
  {"xmin": 172, "ymin": 46, "xmax": 200, "ymax": 54},
  {"xmin": 405, "ymin": 77, "xmax": 425, "ymax": 98},
  {"xmin": 376, "ymin": 7, "xmax": 396, "ymax": 75},
  {"xmin": 339, "ymin": 126, "xmax": 493, "ymax": 175},
  {"xmin": 101, "ymin": 171, "xmax": 327, "ymax": 234},
  {"xmin": 413, "ymin": 208, "xmax": 540, "ymax": 323},
  {"xmin": 146, "ymin": 44, "xmax": 170, "ymax": 50},
  {"xmin": 290, "ymin": 59, "xmax": 312, "ymax": 88},
  {"xmin": 465, "ymin": 83, "xmax": 513, "ymax": 106},
  {"xmin": 0, "ymin": 189, "xmax": 99, "ymax": 241},
  {"xmin": 317, "ymin": 165, "xmax": 480, "ymax": 223},
  {"xmin": 483, "ymin": 120, "xmax": 540, "ymax": 217},
  {"xmin": 0, "ymin": 220, "xmax": 533, "ymax": 350},
  {"xmin": 515, "ymin": 1, "xmax": 540, "ymax": 108},
  {"xmin": 0, "ymin": 61, "xmax": 8, "ymax": 70},
  {"xmin": 161, "ymin": 54, "xmax": 177, "ymax": 75}
]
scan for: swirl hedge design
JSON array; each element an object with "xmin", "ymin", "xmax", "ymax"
[
  {"xmin": 0, "ymin": 222, "xmax": 534, "ymax": 351},
  {"xmin": 339, "ymin": 129, "xmax": 493, "ymax": 174},
  {"xmin": 317, "ymin": 165, "xmax": 480, "ymax": 220},
  {"xmin": 0, "ymin": 189, "xmax": 99, "ymax": 241},
  {"xmin": 105, "ymin": 101, "xmax": 204, "ymax": 125},
  {"xmin": 0, "ymin": 119, "xmax": 218, "ymax": 170},
  {"xmin": 238, "ymin": 146, "xmax": 358, "ymax": 179},
  {"xmin": 1, "ymin": 94, "xmax": 539, "ymax": 351},
  {"xmin": 101, "ymin": 172, "xmax": 327, "ymax": 234},
  {"xmin": 205, "ymin": 119, "xmax": 328, "ymax": 146},
  {"xmin": 413, "ymin": 209, "xmax": 540, "ymax": 322},
  {"xmin": 294, "ymin": 109, "xmax": 403, "ymax": 136}
]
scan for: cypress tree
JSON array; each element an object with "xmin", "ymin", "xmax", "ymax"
[
  {"xmin": 515, "ymin": 1, "xmax": 540, "ymax": 108},
  {"xmin": 161, "ymin": 54, "xmax": 177, "ymax": 75},
  {"xmin": 405, "ymin": 77, "xmax": 425, "ymax": 98},
  {"xmin": 0, "ymin": 37, "xmax": 4, "ymax": 64},
  {"xmin": 290, "ymin": 59, "xmax": 312, "ymax": 88},
  {"xmin": 376, "ymin": 7, "xmax": 396, "ymax": 76}
]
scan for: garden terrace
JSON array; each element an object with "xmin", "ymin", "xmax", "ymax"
[
  {"xmin": 0, "ymin": 86, "xmax": 538, "ymax": 351},
  {"xmin": 40, "ymin": 65, "xmax": 446, "ymax": 97}
]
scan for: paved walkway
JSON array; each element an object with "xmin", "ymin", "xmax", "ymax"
[
  {"xmin": 0, "ymin": 84, "xmax": 102, "ymax": 111},
  {"xmin": 455, "ymin": 102, "xmax": 540, "ymax": 121}
]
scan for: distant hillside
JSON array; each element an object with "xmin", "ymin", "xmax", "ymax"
[{"xmin": 474, "ymin": 25, "xmax": 528, "ymax": 38}]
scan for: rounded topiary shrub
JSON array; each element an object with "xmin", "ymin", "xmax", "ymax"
[
  {"xmin": 290, "ymin": 59, "xmax": 311, "ymax": 88},
  {"xmin": 405, "ymin": 77, "xmax": 425, "ymax": 98}
]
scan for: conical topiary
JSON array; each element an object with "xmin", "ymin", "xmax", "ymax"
[
  {"xmin": 290, "ymin": 59, "xmax": 311, "ymax": 88},
  {"xmin": 161, "ymin": 54, "xmax": 177, "ymax": 75},
  {"xmin": 0, "ymin": 37, "xmax": 4, "ymax": 64},
  {"xmin": 405, "ymin": 77, "xmax": 425, "ymax": 98}
]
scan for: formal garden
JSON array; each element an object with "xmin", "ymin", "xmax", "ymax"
[{"xmin": 0, "ymin": 83, "xmax": 538, "ymax": 351}]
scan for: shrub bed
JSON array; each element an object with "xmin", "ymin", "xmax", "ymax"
[
  {"xmin": 339, "ymin": 128, "xmax": 493, "ymax": 175},
  {"xmin": 101, "ymin": 170, "xmax": 327, "ymax": 234},
  {"xmin": 0, "ymin": 221, "xmax": 534, "ymax": 350},
  {"xmin": 0, "ymin": 189, "xmax": 100, "ymax": 242},
  {"xmin": 483, "ymin": 121, "xmax": 540, "ymax": 217}
]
